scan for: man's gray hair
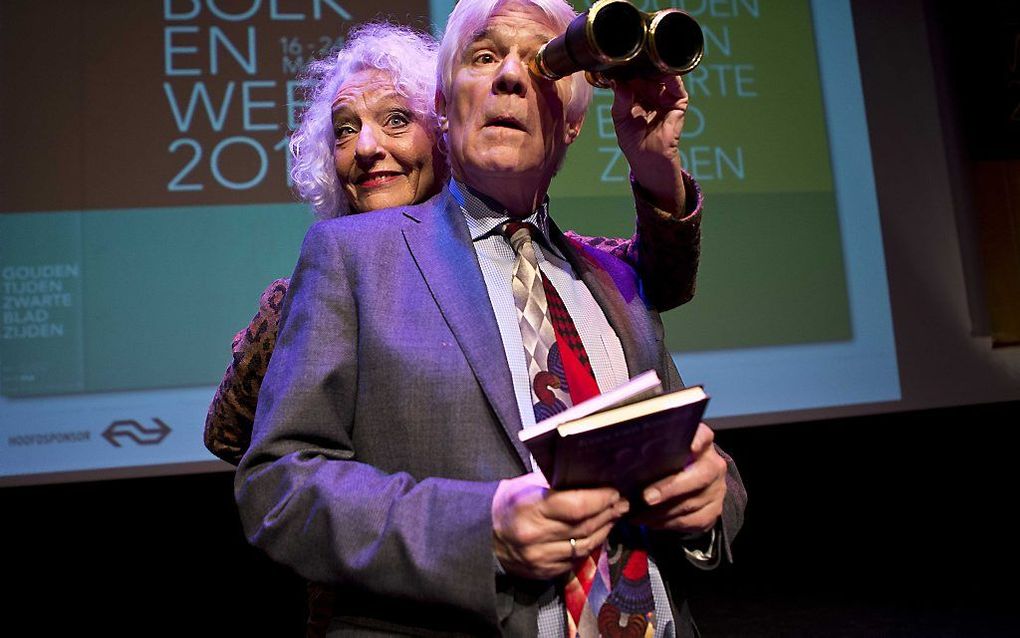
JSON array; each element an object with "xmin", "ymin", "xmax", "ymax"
[{"xmin": 436, "ymin": 0, "xmax": 593, "ymax": 128}]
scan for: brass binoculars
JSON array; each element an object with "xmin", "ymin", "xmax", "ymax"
[{"xmin": 529, "ymin": 0, "xmax": 704, "ymax": 88}]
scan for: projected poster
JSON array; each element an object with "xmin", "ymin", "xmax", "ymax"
[
  {"xmin": 554, "ymin": 1, "xmax": 849, "ymax": 352},
  {"xmin": 0, "ymin": 0, "xmax": 898, "ymax": 483},
  {"xmin": 1, "ymin": 0, "xmax": 430, "ymax": 396}
]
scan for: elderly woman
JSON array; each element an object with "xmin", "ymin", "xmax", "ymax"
[
  {"xmin": 204, "ymin": 22, "xmax": 704, "ymax": 468},
  {"xmin": 204, "ymin": 22, "xmax": 444, "ymax": 465}
]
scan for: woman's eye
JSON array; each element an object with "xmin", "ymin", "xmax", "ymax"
[
  {"xmin": 474, "ymin": 52, "xmax": 497, "ymax": 65},
  {"xmin": 386, "ymin": 112, "xmax": 411, "ymax": 128},
  {"xmin": 334, "ymin": 124, "xmax": 357, "ymax": 140}
]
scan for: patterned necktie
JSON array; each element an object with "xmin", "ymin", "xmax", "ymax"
[
  {"xmin": 506, "ymin": 222, "xmax": 599, "ymax": 416},
  {"xmin": 504, "ymin": 222, "xmax": 655, "ymax": 638}
]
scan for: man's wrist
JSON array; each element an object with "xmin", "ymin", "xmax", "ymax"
[
  {"xmin": 681, "ymin": 525, "xmax": 720, "ymax": 569},
  {"xmin": 630, "ymin": 170, "xmax": 700, "ymax": 221}
]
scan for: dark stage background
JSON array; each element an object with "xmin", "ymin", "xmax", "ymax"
[{"xmin": 5, "ymin": 400, "xmax": 1017, "ymax": 635}]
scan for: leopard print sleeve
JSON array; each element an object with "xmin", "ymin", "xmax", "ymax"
[
  {"xmin": 203, "ymin": 278, "xmax": 290, "ymax": 466},
  {"xmin": 565, "ymin": 171, "xmax": 703, "ymax": 312}
]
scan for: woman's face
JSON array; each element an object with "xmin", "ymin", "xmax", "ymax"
[{"xmin": 332, "ymin": 69, "xmax": 438, "ymax": 213}]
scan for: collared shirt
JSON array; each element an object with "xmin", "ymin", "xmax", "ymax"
[{"xmin": 450, "ymin": 179, "xmax": 678, "ymax": 638}]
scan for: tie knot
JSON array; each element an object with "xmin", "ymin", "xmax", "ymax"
[{"xmin": 503, "ymin": 221, "xmax": 538, "ymax": 254}]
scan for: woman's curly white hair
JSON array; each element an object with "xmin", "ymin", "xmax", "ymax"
[{"xmin": 290, "ymin": 22, "xmax": 440, "ymax": 219}]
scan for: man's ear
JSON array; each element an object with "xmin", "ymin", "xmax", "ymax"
[
  {"xmin": 564, "ymin": 112, "xmax": 585, "ymax": 145},
  {"xmin": 435, "ymin": 90, "xmax": 449, "ymax": 132}
]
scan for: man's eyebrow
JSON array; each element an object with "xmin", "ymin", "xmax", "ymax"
[
  {"xmin": 467, "ymin": 27, "xmax": 495, "ymax": 46},
  {"xmin": 464, "ymin": 27, "xmax": 550, "ymax": 53}
]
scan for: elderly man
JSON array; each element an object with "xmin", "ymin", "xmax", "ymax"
[{"xmin": 236, "ymin": 0, "xmax": 745, "ymax": 635}]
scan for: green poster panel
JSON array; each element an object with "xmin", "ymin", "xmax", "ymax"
[
  {"xmin": 2, "ymin": 204, "xmax": 311, "ymax": 396},
  {"xmin": 0, "ymin": 213, "xmax": 86, "ymax": 395}
]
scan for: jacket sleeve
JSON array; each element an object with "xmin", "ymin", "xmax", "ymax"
[
  {"xmin": 565, "ymin": 170, "xmax": 703, "ymax": 312},
  {"xmin": 203, "ymin": 279, "xmax": 288, "ymax": 466},
  {"xmin": 233, "ymin": 221, "xmax": 501, "ymax": 626},
  {"xmin": 648, "ymin": 446, "xmax": 747, "ymax": 575}
]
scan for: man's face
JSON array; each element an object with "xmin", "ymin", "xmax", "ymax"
[{"xmin": 441, "ymin": 2, "xmax": 581, "ymax": 189}]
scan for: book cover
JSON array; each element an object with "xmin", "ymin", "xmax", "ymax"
[
  {"xmin": 522, "ymin": 381, "xmax": 709, "ymax": 499},
  {"xmin": 520, "ymin": 369, "xmax": 662, "ymax": 478}
]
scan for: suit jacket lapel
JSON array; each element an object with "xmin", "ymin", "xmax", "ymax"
[
  {"xmin": 551, "ymin": 220, "xmax": 662, "ymax": 381},
  {"xmin": 402, "ymin": 189, "xmax": 531, "ymax": 469}
]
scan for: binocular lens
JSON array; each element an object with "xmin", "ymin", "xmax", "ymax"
[
  {"xmin": 531, "ymin": 0, "xmax": 644, "ymax": 80},
  {"xmin": 648, "ymin": 9, "xmax": 704, "ymax": 74},
  {"xmin": 530, "ymin": 1, "xmax": 703, "ymax": 84},
  {"xmin": 589, "ymin": 1, "xmax": 645, "ymax": 61}
]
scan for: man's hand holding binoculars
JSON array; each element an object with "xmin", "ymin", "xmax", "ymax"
[{"xmin": 612, "ymin": 73, "xmax": 690, "ymax": 216}]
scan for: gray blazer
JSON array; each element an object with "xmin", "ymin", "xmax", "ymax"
[{"xmin": 235, "ymin": 187, "xmax": 746, "ymax": 636}]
